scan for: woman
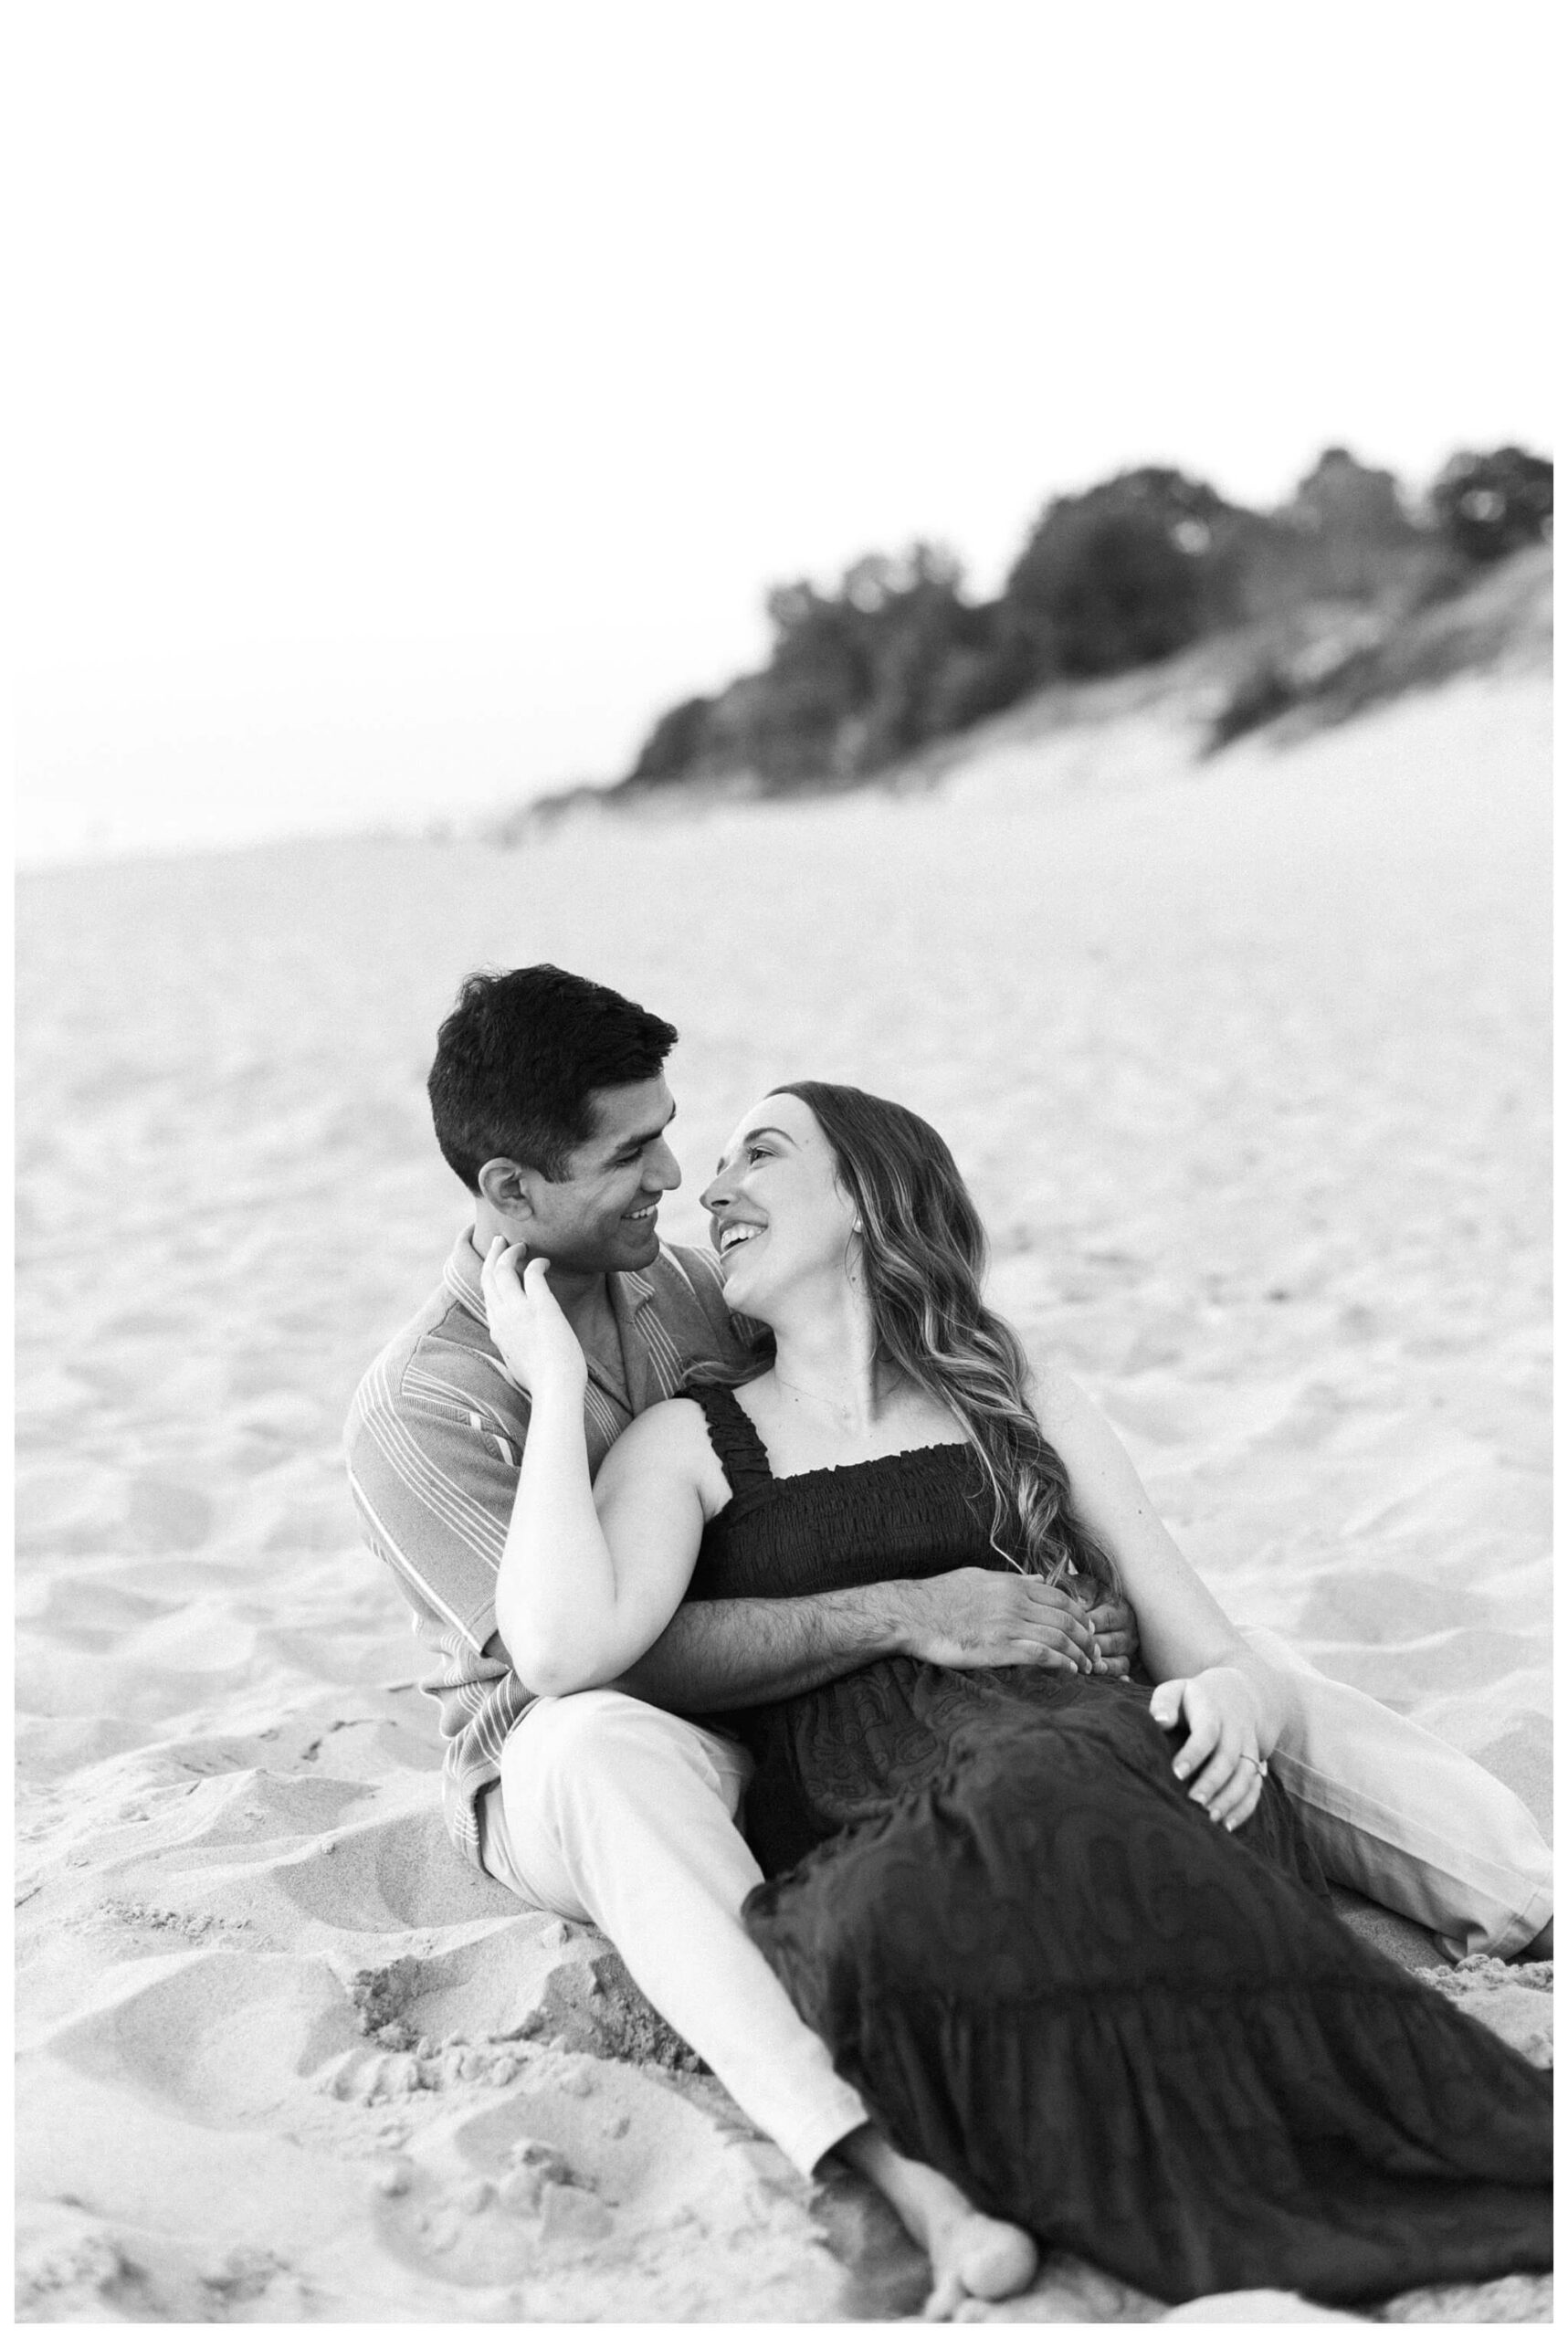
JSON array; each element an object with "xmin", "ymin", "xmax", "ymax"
[{"xmin": 481, "ymin": 1080, "xmax": 1551, "ymax": 2313}]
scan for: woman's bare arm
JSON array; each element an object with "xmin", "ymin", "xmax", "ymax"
[
  {"xmin": 481, "ymin": 1242, "xmax": 723, "ymax": 1695},
  {"xmin": 1038, "ymin": 1366, "xmax": 1289, "ymax": 1827},
  {"xmin": 497, "ymin": 1395, "xmax": 721, "ymax": 1694}
]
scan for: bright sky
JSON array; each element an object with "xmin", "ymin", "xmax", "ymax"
[{"xmin": 14, "ymin": 0, "xmax": 1555, "ymax": 862}]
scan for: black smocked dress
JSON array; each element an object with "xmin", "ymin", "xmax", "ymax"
[{"xmin": 682, "ymin": 1383, "xmax": 1552, "ymax": 2308}]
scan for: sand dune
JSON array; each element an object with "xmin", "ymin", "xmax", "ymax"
[{"xmin": 15, "ymin": 669, "xmax": 1551, "ymax": 2321}]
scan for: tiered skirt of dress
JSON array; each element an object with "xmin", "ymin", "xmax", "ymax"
[{"xmin": 684, "ymin": 1384, "xmax": 1552, "ymax": 2305}]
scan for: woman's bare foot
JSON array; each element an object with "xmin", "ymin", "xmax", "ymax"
[
  {"xmin": 836, "ymin": 2123, "xmax": 1038, "ymax": 2320},
  {"xmin": 921, "ymin": 2213, "xmax": 1040, "ymax": 2322}
]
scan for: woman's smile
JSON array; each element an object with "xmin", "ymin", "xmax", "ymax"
[{"xmin": 717, "ymin": 1217, "xmax": 766, "ymax": 1265}]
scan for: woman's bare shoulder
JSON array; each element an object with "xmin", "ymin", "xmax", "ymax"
[
  {"xmin": 1034, "ymin": 1367, "xmax": 1142, "ymax": 1480},
  {"xmin": 591, "ymin": 1395, "xmax": 725, "ymax": 1504},
  {"xmin": 1035, "ymin": 1364, "xmax": 1096, "ymax": 1432},
  {"xmin": 599, "ymin": 1394, "xmax": 710, "ymax": 1464}
]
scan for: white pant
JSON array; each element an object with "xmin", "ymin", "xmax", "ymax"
[
  {"xmin": 1241, "ymin": 1625, "xmax": 1552, "ymax": 1960},
  {"xmin": 482, "ymin": 1648, "xmax": 1552, "ymax": 2174},
  {"xmin": 480, "ymin": 1688, "xmax": 867, "ymax": 2176}
]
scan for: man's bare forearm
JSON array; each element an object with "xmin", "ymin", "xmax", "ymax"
[
  {"xmin": 615, "ymin": 1586, "xmax": 910, "ymax": 1711},
  {"xmin": 609, "ymin": 1569, "xmax": 1120, "ymax": 1709}
]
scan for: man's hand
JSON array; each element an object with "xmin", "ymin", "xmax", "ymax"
[
  {"xmin": 1150, "ymin": 1666, "xmax": 1269, "ymax": 1831},
  {"xmin": 897, "ymin": 1568, "xmax": 1100, "ymax": 1676},
  {"xmin": 1083, "ymin": 1589, "xmax": 1139, "ymax": 1680}
]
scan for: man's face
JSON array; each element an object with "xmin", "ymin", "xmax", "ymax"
[{"xmin": 522, "ymin": 1075, "xmax": 681, "ymax": 1274}]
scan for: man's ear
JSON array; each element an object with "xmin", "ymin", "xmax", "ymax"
[{"xmin": 476, "ymin": 1157, "xmax": 542, "ymax": 1227}]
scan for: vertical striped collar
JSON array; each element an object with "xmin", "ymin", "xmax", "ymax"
[
  {"xmin": 442, "ymin": 1226, "xmax": 489, "ymax": 1327},
  {"xmin": 444, "ymin": 1228, "xmax": 661, "ymax": 1312},
  {"xmin": 443, "ymin": 1228, "xmax": 692, "ymax": 1418},
  {"xmin": 607, "ymin": 1263, "xmax": 680, "ymax": 1415}
]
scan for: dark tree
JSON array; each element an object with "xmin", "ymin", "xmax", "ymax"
[
  {"xmin": 1279, "ymin": 448, "xmax": 1424, "ymax": 599},
  {"xmin": 752, "ymin": 579, "xmax": 877, "ymax": 781},
  {"xmin": 1290, "ymin": 448, "xmax": 1415, "ymax": 541},
  {"xmin": 732, "ymin": 542, "xmax": 973, "ymax": 784},
  {"xmin": 627, "ymin": 694, "xmax": 715, "ymax": 786},
  {"xmin": 1002, "ymin": 468, "xmax": 1244, "ymax": 679},
  {"xmin": 1431, "ymin": 447, "xmax": 1553, "ymax": 563}
]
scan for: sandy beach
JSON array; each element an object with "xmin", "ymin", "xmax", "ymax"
[{"xmin": 15, "ymin": 668, "xmax": 1552, "ymax": 2322}]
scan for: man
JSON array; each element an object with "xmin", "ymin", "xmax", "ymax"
[{"xmin": 345, "ymin": 964, "xmax": 1552, "ymax": 2179}]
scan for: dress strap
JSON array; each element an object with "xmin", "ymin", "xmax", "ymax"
[{"xmin": 684, "ymin": 1380, "xmax": 775, "ymax": 1503}]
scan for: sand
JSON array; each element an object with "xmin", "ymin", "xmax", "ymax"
[{"xmin": 15, "ymin": 668, "xmax": 1552, "ymax": 2322}]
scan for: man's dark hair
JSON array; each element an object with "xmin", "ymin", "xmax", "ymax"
[{"xmin": 427, "ymin": 964, "xmax": 678, "ymax": 1189}]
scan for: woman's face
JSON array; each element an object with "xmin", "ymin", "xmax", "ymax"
[{"xmin": 699, "ymin": 1091, "xmax": 858, "ymax": 1317}]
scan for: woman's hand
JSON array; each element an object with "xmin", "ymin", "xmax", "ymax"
[
  {"xmin": 479, "ymin": 1237, "xmax": 588, "ymax": 1401},
  {"xmin": 1083, "ymin": 1588, "xmax": 1138, "ymax": 1680},
  {"xmin": 1150, "ymin": 1666, "xmax": 1269, "ymax": 1831}
]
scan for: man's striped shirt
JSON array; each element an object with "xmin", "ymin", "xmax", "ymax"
[{"xmin": 344, "ymin": 1226, "xmax": 749, "ymax": 1867}]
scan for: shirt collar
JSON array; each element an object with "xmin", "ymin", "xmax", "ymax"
[
  {"xmin": 446, "ymin": 1226, "xmax": 660, "ymax": 1334},
  {"xmin": 605, "ymin": 1261, "xmax": 668, "ymax": 1413},
  {"xmin": 616, "ymin": 1269, "xmax": 659, "ymax": 1313},
  {"xmin": 445, "ymin": 1225, "xmax": 489, "ymax": 1327}
]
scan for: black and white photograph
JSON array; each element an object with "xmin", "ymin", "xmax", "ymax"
[{"xmin": 14, "ymin": 2, "xmax": 1553, "ymax": 2322}]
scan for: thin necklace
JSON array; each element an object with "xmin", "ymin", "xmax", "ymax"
[{"xmin": 772, "ymin": 1364, "xmax": 904, "ymax": 1411}]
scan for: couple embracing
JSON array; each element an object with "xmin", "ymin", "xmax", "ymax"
[{"xmin": 347, "ymin": 964, "xmax": 1551, "ymax": 2313}]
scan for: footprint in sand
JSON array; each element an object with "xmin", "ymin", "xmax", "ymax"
[
  {"xmin": 43, "ymin": 1947, "xmax": 359, "ymax": 2120},
  {"xmin": 368, "ymin": 2062, "xmax": 852, "ymax": 2308},
  {"xmin": 372, "ymin": 2104, "xmax": 619, "ymax": 2289}
]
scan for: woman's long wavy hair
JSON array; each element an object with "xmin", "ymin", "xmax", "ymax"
[{"xmin": 733, "ymin": 1080, "xmax": 1120, "ymax": 1598}]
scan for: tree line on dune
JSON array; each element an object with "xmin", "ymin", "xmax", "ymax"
[{"xmin": 616, "ymin": 445, "xmax": 1552, "ymax": 799}]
